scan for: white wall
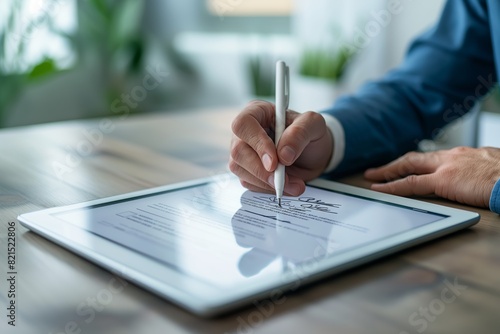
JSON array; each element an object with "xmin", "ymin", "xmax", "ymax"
[
  {"xmin": 169, "ymin": 1, "xmax": 448, "ymax": 112},
  {"xmin": 293, "ymin": 0, "xmax": 447, "ymax": 94},
  {"xmin": 384, "ymin": 0, "xmax": 446, "ymax": 70}
]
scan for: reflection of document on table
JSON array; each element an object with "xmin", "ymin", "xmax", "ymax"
[
  {"xmin": 54, "ymin": 177, "xmax": 445, "ymax": 287},
  {"xmin": 232, "ymin": 189, "xmax": 444, "ymax": 276}
]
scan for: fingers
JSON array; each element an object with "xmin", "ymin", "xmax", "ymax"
[
  {"xmin": 370, "ymin": 174, "xmax": 436, "ymax": 197},
  {"xmin": 230, "ymin": 101, "xmax": 327, "ymax": 196},
  {"xmin": 230, "ymin": 101, "xmax": 280, "ymax": 194},
  {"xmin": 230, "ymin": 101, "xmax": 304, "ymax": 191},
  {"xmin": 268, "ymin": 173, "xmax": 307, "ymax": 196},
  {"xmin": 228, "ymin": 151, "xmax": 305, "ymax": 196},
  {"xmin": 365, "ymin": 151, "xmax": 440, "ymax": 198},
  {"xmin": 364, "ymin": 151, "xmax": 441, "ymax": 182},
  {"xmin": 229, "ymin": 136, "xmax": 274, "ymax": 191},
  {"xmin": 369, "ymin": 147, "xmax": 500, "ymax": 208},
  {"xmin": 229, "ymin": 158, "xmax": 272, "ymax": 193},
  {"xmin": 231, "ymin": 101, "xmax": 278, "ymax": 172},
  {"xmin": 278, "ymin": 111, "xmax": 327, "ymax": 166}
]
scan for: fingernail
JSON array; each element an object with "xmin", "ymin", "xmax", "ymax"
[
  {"xmin": 262, "ymin": 154, "xmax": 272, "ymax": 171},
  {"xmin": 280, "ymin": 146, "xmax": 296, "ymax": 164}
]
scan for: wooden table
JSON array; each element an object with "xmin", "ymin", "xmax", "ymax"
[{"xmin": 1, "ymin": 108, "xmax": 499, "ymax": 334}]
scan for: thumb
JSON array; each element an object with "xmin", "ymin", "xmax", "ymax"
[{"xmin": 277, "ymin": 111, "xmax": 327, "ymax": 165}]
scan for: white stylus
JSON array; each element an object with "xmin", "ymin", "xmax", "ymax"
[{"xmin": 275, "ymin": 60, "xmax": 289, "ymax": 207}]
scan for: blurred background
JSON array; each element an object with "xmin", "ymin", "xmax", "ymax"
[{"xmin": 1, "ymin": 0, "xmax": 499, "ymax": 147}]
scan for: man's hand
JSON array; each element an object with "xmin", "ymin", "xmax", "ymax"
[
  {"xmin": 229, "ymin": 100, "xmax": 333, "ymax": 196},
  {"xmin": 364, "ymin": 146, "xmax": 500, "ymax": 208}
]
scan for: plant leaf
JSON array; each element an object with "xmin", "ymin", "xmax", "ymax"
[{"xmin": 28, "ymin": 58, "xmax": 58, "ymax": 80}]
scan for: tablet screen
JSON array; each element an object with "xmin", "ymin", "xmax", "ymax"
[{"xmin": 53, "ymin": 176, "xmax": 447, "ymax": 289}]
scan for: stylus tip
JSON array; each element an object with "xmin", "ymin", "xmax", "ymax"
[{"xmin": 278, "ymin": 198, "xmax": 282, "ymax": 207}]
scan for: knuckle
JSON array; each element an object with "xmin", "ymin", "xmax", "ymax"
[
  {"xmin": 403, "ymin": 151, "xmax": 423, "ymax": 165},
  {"xmin": 253, "ymin": 138, "xmax": 269, "ymax": 155},
  {"xmin": 228, "ymin": 158, "xmax": 239, "ymax": 174},
  {"xmin": 247, "ymin": 99, "xmax": 261, "ymax": 106},
  {"xmin": 398, "ymin": 164, "xmax": 414, "ymax": 176},
  {"xmin": 240, "ymin": 179, "xmax": 250, "ymax": 189},
  {"xmin": 231, "ymin": 115, "xmax": 246, "ymax": 137},
  {"xmin": 405, "ymin": 151, "xmax": 419, "ymax": 160},
  {"xmin": 383, "ymin": 171, "xmax": 398, "ymax": 181},
  {"xmin": 477, "ymin": 146, "xmax": 491, "ymax": 158},
  {"xmin": 405, "ymin": 174, "xmax": 420, "ymax": 187},
  {"xmin": 303, "ymin": 111, "xmax": 324, "ymax": 124},
  {"xmin": 253, "ymin": 166, "xmax": 270, "ymax": 183},
  {"xmin": 230, "ymin": 140, "xmax": 246, "ymax": 162},
  {"xmin": 450, "ymin": 146, "xmax": 469, "ymax": 155},
  {"xmin": 248, "ymin": 99, "xmax": 271, "ymax": 107}
]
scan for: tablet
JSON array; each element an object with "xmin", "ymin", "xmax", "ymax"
[{"xmin": 18, "ymin": 174, "xmax": 479, "ymax": 317}]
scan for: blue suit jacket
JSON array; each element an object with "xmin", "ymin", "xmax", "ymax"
[{"xmin": 324, "ymin": 0, "xmax": 500, "ymax": 212}]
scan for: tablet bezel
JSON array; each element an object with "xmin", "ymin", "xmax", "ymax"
[{"xmin": 18, "ymin": 174, "xmax": 480, "ymax": 317}]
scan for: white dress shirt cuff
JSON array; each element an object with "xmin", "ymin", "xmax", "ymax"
[{"xmin": 320, "ymin": 113, "xmax": 345, "ymax": 173}]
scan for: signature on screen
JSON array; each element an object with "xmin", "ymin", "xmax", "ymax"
[{"xmin": 253, "ymin": 196, "xmax": 341, "ymax": 214}]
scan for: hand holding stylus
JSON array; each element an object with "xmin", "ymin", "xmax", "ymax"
[{"xmin": 229, "ymin": 98, "xmax": 334, "ymax": 197}]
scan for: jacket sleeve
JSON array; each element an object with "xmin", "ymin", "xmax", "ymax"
[
  {"xmin": 489, "ymin": 180, "xmax": 500, "ymax": 214},
  {"xmin": 323, "ymin": 0, "xmax": 497, "ymax": 177}
]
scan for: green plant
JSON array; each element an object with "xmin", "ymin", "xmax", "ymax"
[
  {"xmin": 0, "ymin": 0, "xmax": 63, "ymax": 126},
  {"xmin": 298, "ymin": 46, "xmax": 352, "ymax": 81},
  {"xmin": 248, "ymin": 54, "xmax": 275, "ymax": 97},
  {"xmin": 493, "ymin": 85, "xmax": 500, "ymax": 105},
  {"xmin": 0, "ymin": 0, "xmax": 147, "ymax": 127}
]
